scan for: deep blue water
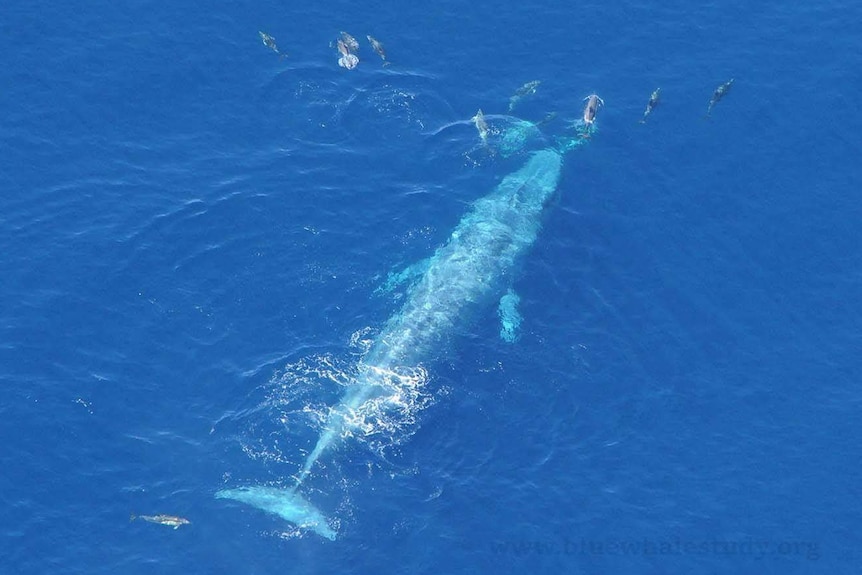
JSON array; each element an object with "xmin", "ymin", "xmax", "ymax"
[{"xmin": 2, "ymin": 0, "xmax": 861, "ymax": 572}]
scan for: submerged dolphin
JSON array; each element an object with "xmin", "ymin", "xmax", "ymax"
[
  {"xmin": 706, "ymin": 78, "xmax": 734, "ymax": 116},
  {"xmin": 640, "ymin": 88, "xmax": 660, "ymax": 124},
  {"xmin": 218, "ymin": 119, "xmax": 593, "ymax": 539}
]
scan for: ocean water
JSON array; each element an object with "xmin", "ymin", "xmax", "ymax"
[{"xmin": 2, "ymin": 0, "xmax": 860, "ymax": 573}]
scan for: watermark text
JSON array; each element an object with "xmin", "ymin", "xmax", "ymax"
[{"xmin": 491, "ymin": 537, "xmax": 820, "ymax": 561}]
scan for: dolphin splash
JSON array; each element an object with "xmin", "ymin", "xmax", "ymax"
[{"xmin": 217, "ymin": 118, "xmax": 594, "ymax": 540}]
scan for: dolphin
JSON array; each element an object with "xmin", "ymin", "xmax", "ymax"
[
  {"xmin": 258, "ymin": 31, "xmax": 284, "ymax": 57},
  {"xmin": 706, "ymin": 78, "xmax": 734, "ymax": 116},
  {"xmin": 582, "ymin": 94, "xmax": 604, "ymax": 126},
  {"xmin": 509, "ymin": 80, "xmax": 541, "ymax": 112},
  {"xmin": 339, "ymin": 31, "xmax": 359, "ymax": 53},
  {"xmin": 367, "ymin": 35, "xmax": 389, "ymax": 66},
  {"xmin": 130, "ymin": 513, "xmax": 191, "ymax": 529},
  {"xmin": 575, "ymin": 94, "xmax": 604, "ymax": 139},
  {"xmin": 217, "ymin": 116, "xmax": 595, "ymax": 539},
  {"xmin": 640, "ymin": 88, "xmax": 660, "ymax": 123},
  {"xmin": 471, "ymin": 108, "xmax": 490, "ymax": 144},
  {"xmin": 336, "ymin": 39, "xmax": 359, "ymax": 70}
]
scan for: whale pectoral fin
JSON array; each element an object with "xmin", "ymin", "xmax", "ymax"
[
  {"xmin": 374, "ymin": 258, "xmax": 431, "ymax": 295},
  {"xmin": 498, "ymin": 289, "xmax": 522, "ymax": 343}
]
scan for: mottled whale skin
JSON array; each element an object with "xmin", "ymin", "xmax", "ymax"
[
  {"xmin": 301, "ymin": 148, "xmax": 564, "ymax": 481},
  {"xmin": 219, "ymin": 146, "xmax": 568, "ymax": 540}
]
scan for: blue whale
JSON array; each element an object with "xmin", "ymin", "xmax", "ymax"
[{"xmin": 217, "ymin": 131, "xmax": 590, "ymax": 539}]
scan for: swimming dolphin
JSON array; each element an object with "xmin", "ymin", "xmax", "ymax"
[
  {"xmin": 336, "ymin": 38, "xmax": 359, "ymax": 70},
  {"xmin": 576, "ymin": 94, "xmax": 605, "ymax": 139},
  {"xmin": 508, "ymin": 80, "xmax": 541, "ymax": 112},
  {"xmin": 582, "ymin": 94, "xmax": 604, "ymax": 126},
  {"xmin": 706, "ymin": 79, "xmax": 734, "ymax": 116},
  {"xmin": 367, "ymin": 35, "xmax": 390, "ymax": 66},
  {"xmin": 130, "ymin": 513, "xmax": 191, "ymax": 529},
  {"xmin": 536, "ymin": 111, "xmax": 557, "ymax": 128},
  {"xmin": 640, "ymin": 88, "xmax": 660, "ymax": 123},
  {"xmin": 258, "ymin": 31, "xmax": 285, "ymax": 57},
  {"xmin": 339, "ymin": 31, "xmax": 359, "ymax": 53},
  {"xmin": 471, "ymin": 108, "xmax": 490, "ymax": 144}
]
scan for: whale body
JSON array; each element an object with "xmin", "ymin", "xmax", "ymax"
[{"xmin": 218, "ymin": 147, "xmax": 567, "ymax": 539}]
